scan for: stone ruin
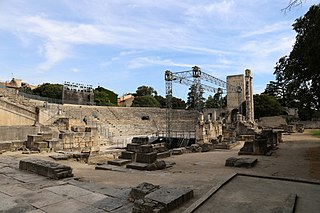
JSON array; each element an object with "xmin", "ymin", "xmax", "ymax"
[
  {"xmin": 19, "ymin": 158, "xmax": 73, "ymax": 179},
  {"xmin": 103, "ymin": 137, "xmax": 170, "ymax": 171},
  {"xmin": 129, "ymin": 182, "xmax": 193, "ymax": 213}
]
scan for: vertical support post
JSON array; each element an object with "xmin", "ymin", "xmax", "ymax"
[
  {"xmin": 165, "ymin": 70, "xmax": 173, "ymax": 147},
  {"xmin": 245, "ymin": 69, "xmax": 254, "ymax": 122},
  {"xmin": 192, "ymin": 66, "xmax": 202, "ymax": 112}
]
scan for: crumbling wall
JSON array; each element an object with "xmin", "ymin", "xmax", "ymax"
[{"xmin": 258, "ymin": 116, "xmax": 287, "ymax": 128}]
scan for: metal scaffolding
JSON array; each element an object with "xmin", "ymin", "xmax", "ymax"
[{"xmin": 164, "ymin": 66, "xmax": 237, "ymax": 143}]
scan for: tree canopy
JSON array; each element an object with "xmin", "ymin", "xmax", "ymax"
[
  {"xmin": 135, "ymin": 85, "xmax": 157, "ymax": 96},
  {"xmin": 253, "ymin": 94, "xmax": 282, "ymax": 119},
  {"xmin": 186, "ymin": 84, "xmax": 205, "ymax": 110},
  {"xmin": 32, "ymin": 83, "xmax": 63, "ymax": 99},
  {"xmin": 94, "ymin": 86, "xmax": 118, "ymax": 106},
  {"xmin": 131, "ymin": 95, "xmax": 161, "ymax": 107},
  {"xmin": 265, "ymin": 4, "xmax": 320, "ymax": 120}
]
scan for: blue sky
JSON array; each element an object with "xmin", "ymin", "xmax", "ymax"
[{"xmin": 0, "ymin": 0, "xmax": 318, "ymax": 99}]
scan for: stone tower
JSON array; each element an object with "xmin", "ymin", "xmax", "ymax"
[{"xmin": 226, "ymin": 69, "xmax": 254, "ymax": 122}]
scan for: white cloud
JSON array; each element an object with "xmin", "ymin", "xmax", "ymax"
[{"xmin": 241, "ymin": 21, "xmax": 292, "ymax": 38}]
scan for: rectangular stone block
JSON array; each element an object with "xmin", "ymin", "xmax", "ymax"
[
  {"xmin": 34, "ymin": 142, "xmax": 49, "ymax": 149},
  {"xmin": 38, "ymin": 132, "xmax": 53, "ymax": 141},
  {"xmin": 145, "ymin": 187, "xmax": 194, "ymax": 212},
  {"xmin": 27, "ymin": 135, "xmax": 43, "ymax": 149},
  {"xmin": 136, "ymin": 152, "xmax": 157, "ymax": 164},
  {"xmin": 19, "ymin": 158, "xmax": 73, "ymax": 179},
  {"xmin": 0, "ymin": 142, "xmax": 12, "ymax": 151},
  {"xmin": 126, "ymin": 162, "xmax": 149, "ymax": 170},
  {"xmin": 139, "ymin": 145, "xmax": 153, "ymax": 153},
  {"xmin": 126, "ymin": 143, "xmax": 141, "ymax": 152},
  {"xmin": 108, "ymin": 159, "xmax": 132, "ymax": 166},
  {"xmin": 132, "ymin": 137, "xmax": 149, "ymax": 145},
  {"xmin": 157, "ymin": 150, "xmax": 172, "ymax": 159},
  {"xmin": 119, "ymin": 151, "xmax": 136, "ymax": 160}
]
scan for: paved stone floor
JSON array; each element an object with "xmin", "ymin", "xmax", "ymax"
[{"xmin": 0, "ymin": 156, "xmax": 133, "ymax": 212}]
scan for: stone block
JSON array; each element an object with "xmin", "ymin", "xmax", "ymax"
[
  {"xmin": 126, "ymin": 162, "xmax": 149, "ymax": 170},
  {"xmin": 127, "ymin": 143, "xmax": 141, "ymax": 152},
  {"xmin": 71, "ymin": 126, "xmax": 86, "ymax": 132},
  {"xmin": 49, "ymin": 154, "xmax": 70, "ymax": 160},
  {"xmin": 172, "ymin": 148, "xmax": 186, "ymax": 155},
  {"xmin": 129, "ymin": 182, "xmax": 160, "ymax": 201},
  {"xmin": 145, "ymin": 187, "xmax": 194, "ymax": 212},
  {"xmin": 19, "ymin": 158, "xmax": 73, "ymax": 179},
  {"xmin": 38, "ymin": 132, "xmax": 53, "ymax": 141},
  {"xmin": 225, "ymin": 157, "xmax": 258, "ymax": 168},
  {"xmin": 26, "ymin": 135, "xmax": 43, "ymax": 148},
  {"xmin": 107, "ymin": 159, "xmax": 132, "ymax": 166},
  {"xmin": 34, "ymin": 142, "xmax": 48, "ymax": 149},
  {"xmin": 0, "ymin": 142, "xmax": 12, "ymax": 151},
  {"xmin": 200, "ymin": 143, "xmax": 213, "ymax": 152},
  {"xmin": 47, "ymin": 139, "xmax": 63, "ymax": 151},
  {"xmin": 132, "ymin": 137, "xmax": 149, "ymax": 145},
  {"xmin": 119, "ymin": 151, "xmax": 136, "ymax": 160},
  {"xmin": 157, "ymin": 150, "xmax": 171, "ymax": 159},
  {"xmin": 146, "ymin": 160, "xmax": 166, "ymax": 171},
  {"xmin": 238, "ymin": 141, "xmax": 254, "ymax": 155},
  {"xmin": 136, "ymin": 152, "xmax": 157, "ymax": 164},
  {"xmin": 140, "ymin": 144, "xmax": 154, "ymax": 153}
]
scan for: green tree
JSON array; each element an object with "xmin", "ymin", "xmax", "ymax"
[
  {"xmin": 33, "ymin": 83, "xmax": 63, "ymax": 99},
  {"xmin": 205, "ymin": 93, "xmax": 225, "ymax": 108},
  {"xmin": 172, "ymin": 97, "xmax": 187, "ymax": 109},
  {"xmin": 254, "ymin": 94, "xmax": 282, "ymax": 119},
  {"xmin": 271, "ymin": 4, "xmax": 320, "ymax": 120},
  {"xmin": 187, "ymin": 84, "xmax": 205, "ymax": 110},
  {"xmin": 132, "ymin": 95, "xmax": 161, "ymax": 107},
  {"xmin": 155, "ymin": 95, "xmax": 166, "ymax": 108},
  {"xmin": 94, "ymin": 86, "xmax": 118, "ymax": 106},
  {"xmin": 136, "ymin": 85, "xmax": 157, "ymax": 96}
]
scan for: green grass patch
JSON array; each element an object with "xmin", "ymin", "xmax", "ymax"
[{"xmin": 310, "ymin": 130, "xmax": 320, "ymax": 137}]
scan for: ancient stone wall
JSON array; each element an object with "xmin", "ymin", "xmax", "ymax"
[
  {"xmin": 0, "ymin": 100, "xmax": 36, "ymax": 126},
  {"xmin": 258, "ymin": 116, "xmax": 287, "ymax": 128},
  {"xmin": 0, "ymin": 126, "xmax": 40, "ymax": 141}
]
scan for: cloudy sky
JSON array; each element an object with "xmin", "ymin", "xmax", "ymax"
[{"xmin": 0, "ymin": 0, "xmax": 318, "ymax": 99}]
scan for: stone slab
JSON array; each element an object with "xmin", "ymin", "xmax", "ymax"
[
  {"xmin": 225, "ymin": 157, "xmax": 258, "ymax": 168},
  {"xmin": 129, "ymin": 182, "xmax": 160, "ymax": 201},
  {"xmin": 46, "ymin": 184, "xmax": 92, "ymax": 198},
  {"xmin": 157, "ymin": 150, "xmax": 172, "ymax": 159},
  {"xmin": 145, "ymin": 187, "xmax": 194, "ymax": 212},
  {"xmin": 172, "ymin": 148, "xmax": 186, "ymax": 155},
  {"xmin": 108, "ymin": 158, "xmax": 131, "ymax": 166},
  {"xmin": 20, "ymin": 189, "xmax": 66, "ymax": 208},
  {"xmin": 41, "ymin": 198, "xmax": 89, "ymax": 213},
  {"xmin": 74, "ymin": 192, "xmax": 107, "ymax": 205},
  {"xmin": 93, "ymin": 197, "xmax": 129, "ymax": 212},
  {"xmin": 19, "ymin": 158, "xmax": 73, "ymax": 179},
  {"xmin": 49, "ymin": 154, "xmax": 70, "ymax": 160},
  {"xmin": 95, "ymin": 164, "xmax": 129, "ymax": 172},
  {"xmin": 126, "ymin": 162, "xmax": 149, "ymax": 170}
]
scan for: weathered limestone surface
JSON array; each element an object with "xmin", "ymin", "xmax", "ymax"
[
  {"xmin": 225, "ymin": 157, "xmax": 258, "ymax": 168},
  {"xmin": 19, "ymin": 158, "xmax": 73, "ymax": 179}
]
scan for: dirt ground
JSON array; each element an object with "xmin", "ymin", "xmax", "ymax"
[{"xmin": 3, "ymin": 129, "xmax": 320, "ymax": 212}]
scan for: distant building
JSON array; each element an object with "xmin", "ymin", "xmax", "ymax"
[
  {"xmin": 0, "ymin": 78, "xmax": 37, "ymax": 90},
  {"xmin": 118, "ymin": 94, "xmax": 135, "ymax": 107}
]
